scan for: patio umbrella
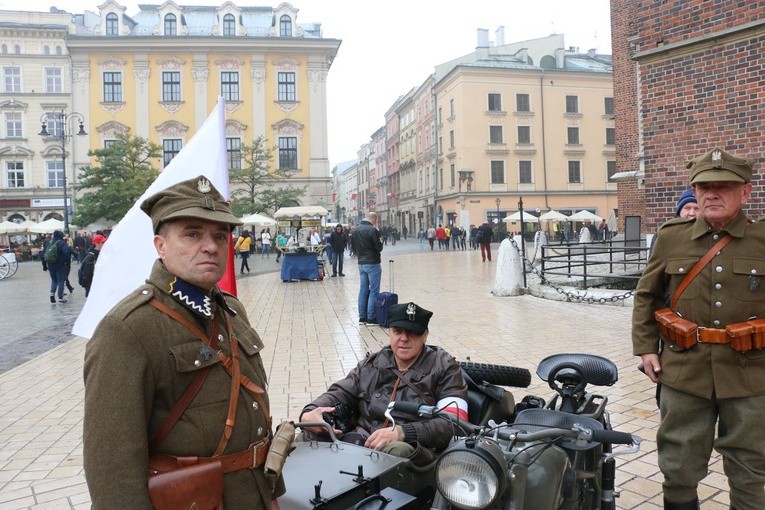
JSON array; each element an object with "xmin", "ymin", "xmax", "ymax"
[
  {"xmin": 29, "ymin": 218, "xmax": 66, "ymax": 234},
  {"xmin": 568, "ymin": 210, "xmax": 602, "ymax": 222},
  {"xmin": 503, "ymin": 211, "xmax": 539, "ymax": 223},
  {"xmin": 539, "ymin": 210, "xmax": 570, "ymax": 222},
  {"xmin": 0, "ymin": 221, "xmax": 26, "ymax": 234},
  {"xmin": 240, "ymin": 212, "xmax": 276, "ymax": 225}
]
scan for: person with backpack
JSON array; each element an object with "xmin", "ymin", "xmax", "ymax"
[
  {"xmin": 79, "ymin": 234, "xmax": 106, "ymax": 297},
  {"xmin": 45, "ymin": 230, "xmax": 73, "ymax": 303}
]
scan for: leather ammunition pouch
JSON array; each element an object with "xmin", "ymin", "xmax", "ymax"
[
  {"xmin": 148, "ymin": 459, "xmax": 224, "ymax": 510},
  {"xmin": 655, "ymin": 308, "xmax": 698, "ymax": 349},
  {"xmin": 655, "ymin": 308, "xmax": 765, "ymax": 353},
  {"xmin": 264, "ymin": 421, "xmax": 296, "ymax": 491}
]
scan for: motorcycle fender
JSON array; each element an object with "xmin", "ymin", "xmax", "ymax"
[{"xmin": 511, "ymin": 442, "xmax": 570, "ymax": 510}]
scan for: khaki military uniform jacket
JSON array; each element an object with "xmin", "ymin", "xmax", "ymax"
[
  {"xmin": 84, "ymin": 260, "xmax": 283, "ymax": 509},
  {"xmin": 302, "ymin": 345, "xmax": 467, "ymax": 452},
  {"xmin": 632, "ymin": 212, "xmax": 765, "ymax": 399}
]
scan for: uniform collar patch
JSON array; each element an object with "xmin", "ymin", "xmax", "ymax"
[{"xmin": 167, "ymin": 277, "xmax": 213, "ymax": 317}]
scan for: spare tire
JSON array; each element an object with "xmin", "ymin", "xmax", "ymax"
[{"xmin": 459, "ymin": 361, "xmax": 531, "ymax": 388}]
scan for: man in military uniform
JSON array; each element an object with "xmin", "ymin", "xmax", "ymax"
[
  {"xmin": 83, "ymin": 176, "xmax": 284, "ymax": 508},
  {"xmin": 633, "ymin": 148, "xmax": 765, "ymax": 510}
]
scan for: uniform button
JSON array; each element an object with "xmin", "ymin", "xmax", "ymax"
[
  {"xmin": 374, "ymin": 392, "xmax": 381, "ymax": 398},
  {"xmin": 715, "ymin": 301, "xmax": 722, "ymax": 308},
  {"xmin": 715, "ymin": 266, "xmax": 723, "ymax": 273},
  {"xmin": 752, "ymin": 269, "xmax": 758, "ymax": 275},
  {"xmin": 678, "ymin": 268, "xmax": 685, "ymax": 273},
  {"xmin": 252, "ymin": 402, "xmax": 259, "ymax": 410},
  {"xmin": 141, "ymin": 290, "xmax": 150, "ymax": 295},
  {"xmin": 371, "ymin": 420, "xmax": 378, "ymax": 426},
  {"xmin": 713, "ymin": 234, "xmax": 720, "ymax": 240},
  {"xmin": 257, "ymin": 427, "xmax": 263, "ymax": 436},
  {"xmin": 194, "ymin": 360, "xmax": 202, "ymax": 367},
  {"xmin": 218, "ymin": 334, "xmax": 225, "ymax": 343},
  {"xmin": 715, "ymin": 283, "xmax": 722, "ymax": 290},
  {"xmin": 713, "ymin": 320, "xmax": 721, "ymax": 326}
]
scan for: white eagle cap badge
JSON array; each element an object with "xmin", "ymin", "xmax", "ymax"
[
  {"xmin": 711, "ymin": 150, "xmax": 722, "ymax": 162},
  {"xmin": 197, "ymin": 177, "xmax": 212, "ymax": 193},
  {"xmin": 406, "ymin": 302, "xmax": 417, "ymax": 321}
]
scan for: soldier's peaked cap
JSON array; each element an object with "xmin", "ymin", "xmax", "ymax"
[
  {"xmin": 140, "ymin": 176, "xmax": 243, "ymax": 233},
  {"xmin": 387, "ymin": 302, "xmax": 433, "ymax": 335},
  {"xmin": 687, "ymin": 147, "xmax": 754, "ymax": 184}
]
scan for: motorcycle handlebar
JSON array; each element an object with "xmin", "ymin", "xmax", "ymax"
[{"xmin": 590, "ymin": 428, "xmax": 635, "ymax": 445}]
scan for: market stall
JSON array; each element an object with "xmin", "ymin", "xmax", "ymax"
[{"xmin": 273, "ymin": 206, "xmax": 329, "ymax": 281}]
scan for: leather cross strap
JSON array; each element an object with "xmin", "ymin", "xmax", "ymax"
[
  {"xmin": 670, "ymin": 234, "xmax": 734, "ymax": 310},
  {"xmin": 149, "ymin": 439, "xmax": 271, "ymax": 474}
]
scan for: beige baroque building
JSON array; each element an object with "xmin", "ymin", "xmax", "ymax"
[
  {"xmin": 433, "ymin": 31, "xmax": 616, "ymax": 236},
  {"xmin": 1, "ymin": 1, "xmax": 340, "ymax": 231}
]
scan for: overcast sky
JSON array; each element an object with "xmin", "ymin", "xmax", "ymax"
[{"xmin": 6, "ymin": 0, "xmax": 612, "ymax": 167}]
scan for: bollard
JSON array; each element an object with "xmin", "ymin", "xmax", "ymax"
[{"xmin": 493, "ymin": 236, "xmax": 526, "ymax": 296}]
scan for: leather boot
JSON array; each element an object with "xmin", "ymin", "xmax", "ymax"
[{"xmin": 664, "ymin": 497, "xmax": 699, "ymax": 510}]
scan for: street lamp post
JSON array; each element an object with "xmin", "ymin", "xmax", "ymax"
[
  {"xmin": 518, "ymin": 196, "xmax": 527, "ymax": 288},
  {"xmin": 39, "ymin": 110, "xmax": 87, "ymax": 234}
]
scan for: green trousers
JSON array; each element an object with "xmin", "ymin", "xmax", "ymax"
[{"xmin": 658, "ymin": 385, "xmax": 765, "ymax": 509}]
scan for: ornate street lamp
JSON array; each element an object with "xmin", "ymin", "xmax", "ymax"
[{"xmin": 39, "ymin": 111, "xmax": 87, "ymax": 234}]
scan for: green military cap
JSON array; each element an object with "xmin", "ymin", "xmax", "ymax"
[
  {"xmin": 140, "ymin": 175, "xmax": 243, "ymax": 233},
  {"xmin": 387, "ymin": 302, "xmax": 433, "ymax": 334},
  {"xmin": 687, "ymin": 147, "xmax": 754, "ymax": 184}
]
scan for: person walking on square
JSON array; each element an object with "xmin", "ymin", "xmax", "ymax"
[
  {"xmin": 427, "ymin": 226, "xmax": 436, "ymax": 250},
  {"xmin": 633, "ymin": 148, "xmax": 765, "ymax": 510},
  {"xmin": 275, "ymin": 230, "xmax": 287, "ymax": 262},
  {"xmin": 477, "ymin": 221, "xmax": 494, "ymax": 261},
  {"xmin": 435, "ymin": 225, "xmax": 446, "ymax": 250},
  {"xmin": 83, "ymin": 176, "xmax": 285, "ymax": 509},
  {"xmin": 45, "ymin": 230, "xmax": 73, "ymax": 303},
  {"xmin": 79, "ymin": 234, "xmax": 106, "ymax": 297},
  {"xmin": 260, "ymin": 227, "xmax": 271, "ymax": 258},
  {"xmin": 351, "ymin": 212, "xmax": 383, "ymax": 325},
  {"xmin": 234, "ymin": 230, "xmax": 252, "ymax": 273},
  {"xmin": 329, "ymin": 223, "xmax": 347, "ymax": 277}
]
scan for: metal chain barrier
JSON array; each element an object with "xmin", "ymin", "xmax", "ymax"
[{"xmin": 507, "ymin": 236, "xmax": 634, "ymax": 304}]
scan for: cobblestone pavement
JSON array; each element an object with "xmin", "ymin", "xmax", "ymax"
[{"xmin": 0, "ymin": 240, "xmax": 731, "ymax": 509}]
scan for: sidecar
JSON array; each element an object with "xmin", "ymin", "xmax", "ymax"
[{"xmin": 279, "ymin": 433, "xmax": 433, "ymax": 509}]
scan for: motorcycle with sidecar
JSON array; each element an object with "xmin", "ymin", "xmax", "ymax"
[{"xmin": 279, "ymin": 353, "xmax": 641, "ymax": 510}]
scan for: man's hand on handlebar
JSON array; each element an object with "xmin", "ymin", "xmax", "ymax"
[
  {"xmin": 300, "ymin": 407, "xmax": 342, "ymax": 436},
  {"xmin": 639, "ymin": 353, "xmax": 662, "ymax": 383}
]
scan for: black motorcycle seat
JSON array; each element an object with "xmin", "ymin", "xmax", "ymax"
[
  {"xmin": 536, "ymin": 353, "xmax": 618, "ymax": 387},
  {"xmin": 513, "ymin": 408, "xmax": 604, "ymax": 451}
]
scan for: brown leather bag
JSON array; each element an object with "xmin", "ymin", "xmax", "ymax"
[{"xmin": 148, "ymin": 460, "xmax": 224, "ymax": 510}]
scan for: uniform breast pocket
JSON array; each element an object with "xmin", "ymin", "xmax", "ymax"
[
  {"xmin": 732, "ymin": 258, "xmax": 765, "ymax": 302},
  {"xmin": 666, "ymin": 258, "xmax": 702, "ymax": 300}
]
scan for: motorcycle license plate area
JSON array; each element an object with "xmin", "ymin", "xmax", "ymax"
[{"xmin": 280, "ymin": 441, "xmax": 424, "ymax": 509}]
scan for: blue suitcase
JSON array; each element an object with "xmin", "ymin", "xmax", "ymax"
[{"xmin": 375, "ymin": 260, "xmax": 398, "ymax": 326}]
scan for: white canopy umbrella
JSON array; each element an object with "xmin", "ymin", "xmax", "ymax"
[
  {"xmin": 0, "ymin": 220, "xmax": 27, "ymax": 234},
  {"xmin": 28, "ymin": 218, "xmax": 65, "ymax": 234},
  {"xmin": 273, "ymin": 206, "xmax": 329, "ymax": 219},
  {"xmin": 568, "ymin": 210, "xmax": 602, "ymax": 222},
  {"xmin": 503, "ymin": 211, "xmax": 539, "ymax": 223},
  {"xmin": 539, "ymin": 210, "xmax": 570, "ymax": 222},
  {"xmin": 240, "ymin": 212, "xmax": 276, "ymax": 225},
  {"xmin": 12, "ymin": 220, "xmax": 39, "ymax": 233}
]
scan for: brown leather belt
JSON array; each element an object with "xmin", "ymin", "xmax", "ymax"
[
  {"xmin": 149, "ymin": 439, "xmax": 270, "ymax": 474},
  {"xmin": 696, "ymin": 327, "xmax": 730, "ymax": 344}
]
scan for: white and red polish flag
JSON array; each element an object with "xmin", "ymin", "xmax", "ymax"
[{"xmin": 73, "ymin": 97, "xmax": 237, "ymax": 339}]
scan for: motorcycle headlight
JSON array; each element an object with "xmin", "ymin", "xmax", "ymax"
[{"xmin": 435, "ymin": 438, "xmax": 506, "ymax": 509}]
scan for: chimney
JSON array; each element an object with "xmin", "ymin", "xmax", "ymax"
[
  {"xmin": 476, "ymin": 28, "xmax": 489, "ymax": 48},
  {"xmin": 555, "ymin": 47, "xmax": 565, "ymax": 68},
  {"xmin": 495, "ymin": 26, "xmax": 505, "ymax": 47},
  {"xmin": 587, "ymin": 48, "xmax": 597, "ymax": 58}
]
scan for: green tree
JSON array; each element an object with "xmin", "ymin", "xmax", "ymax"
[
  {"xmin": 229, "ymin": 135, "xmax": 306, "ymax": 217},
  {"xmin": 73, "ymin": 134, "xmax": 162, "ymax": 226}
]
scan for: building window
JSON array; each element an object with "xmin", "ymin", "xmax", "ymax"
[
  {"xmin": 45, "ymin": 114, "xmax": 63, "ymax": 138},
  {"xmin": 565, "ymin": 95, "xmax": 579, "ymax": 114},
  {"xmin": 103, "ymin": 72, "xmax": 122, "ymax": 102},
  {"xmin": 223, "ymin": 14, "xmax": 236, "ymax": 36},
  {"xmin": 6, "ymin": 162, "xmax": 24, "ymax": 188},
  {"xmin": 491, "ymin": 161, "xmax": 505, "ymax": 184},
  {"xmin": 106, "ymin": 12, "xmax": 118, "ymax": 35},
  {"xmin": 45, "ymin": 68, "xmax": 63, "ymax": 93},
  {"xmin": 14, "ymin": 45, "xmax": 20, "ymax": 54},
  {"xmin": 56, "ymin": 46, "xmax": 62, "ymax": 55},
  {"xmin": 4, "ymin": 112, "xmax": 22, "ymax": 138},
  {"xmin": 221, "ymin": 72, "xmax": 239, "ymax": 101},
  {"xmin": 104, "ymin": 139, "xmax": 116, "ymax": 148},
  {"xmin": 277, "ymin": 72, "xmax": 296, "ymax": 101},
  {"xmin": 3, "ymin": 66, "xmax": 21, "ymax": 93},
  {"xmin": 450, "ymin": 164, "xmax": 455, "ymax": 187},
  {"xmin": 164, "ymin": 14, "xmax": 177, "ymax": 36},
  {"xmin": 519, "ymin": 161, "xmax": 532, "ymax": 184},
  {"xmin": 163, "ymin": 139, "xmax": 182, "ymax": 167},
  {"xmin": 439, "ymin": 167, "xmax": 443, "ymax": 190},
  {"xmin": 606, "ymin": 127, "xmax": 616, "ymax": 145},
  {"xmin": 607, "ymin": 161, "xmax": 617, "ymax": 181},
  {"xmin": 567, "ymin": 127, "xmax": 580, "ymax": 145},
  {"xmin": 488, "ymin": 93, "xmax": 502, "ymax": 112},
  {"xmin": 280, "ymin": 15, "xmax": 292, "ymax": 36},
  {"xmin": 517, "ymin": 125, "xmax": 530, "ymax": 144},
  {"xmin": 43, "ymin": 45, "xmax": 50, "ymax": 55},
  {"xmin": 162, "ymin": 71, "xmax": 181, "ymax": 102},
  {"xmin": 516, "ymin": 93, "xmax": 530, "ymax": 112},
  {"xmin": 1, "ymin": 45, "xmax": 6, "ymax": 54},
  {"xmin": 568, "ymin": 161, "xmax": 581, "ymax": 183},
  {"xmin": 278, "ymin": 137, "xmax": 297, "ymax": 169},
  {"xmin": 47, "ymin": 160, "xmax": 64, "ymax": 187},
  {"xmin": 604, "ymin": 97, "xmax": 614, "ymax": 115},
  {"xmin": 489, "ymin": 125, "xmax": 503, "ymax": 144},
  {"xmin": 449, "ymin": 99, "xmax": 455, "ymax": 117},
  {"xmin": 226, "ymin": 137, "xmax": 241, "ymax": 170},
  {"xmin": 437, "ymin": 107, "xmax": 442, "ymax": 125},
  {"xmin": 449, "ymin": 130, "xmax": 455, "ymax": 148}
]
